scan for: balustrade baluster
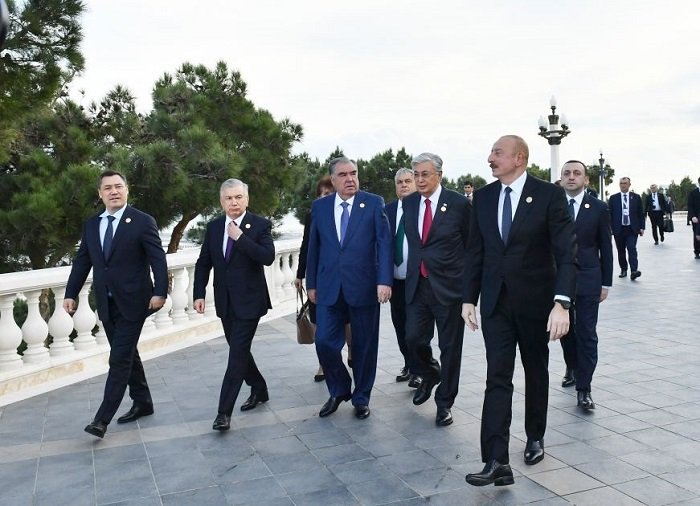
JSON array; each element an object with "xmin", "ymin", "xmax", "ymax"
[
  {"xmin": 21, "ymin": 290, "xmax": 50, "ymax": 364},
  {"xmin": 49, "ymin": 287, "xmax": 76, "ymax": 356},
  {"xmin": 0, "ymin": 293, "xmax": 23, "ymax": 370},
  {"xmin": 72, "ymin": 285, "xmax": 97, "ymax": 350}
]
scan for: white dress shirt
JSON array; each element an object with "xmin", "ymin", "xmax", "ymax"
[
  {"xmin": 222, "ymin": 211, "xmax": 246, "ymax": 256},
  {"xmin": 99, "ymin": 205, "xmax": 127, "ymax": 249},
  {"xmin": 418, "ymin": 185, "xmax": 442, "ymax": 241},
  {"xmin": 334, "ymin": 194, "xmax": 355, "ymax": 243}
]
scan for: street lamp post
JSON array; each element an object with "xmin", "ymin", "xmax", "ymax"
[
  {"xmin": 538, "ymin": 96, "xmax": 571, "ymax": 183},
  {"xmin": 598, "ymin": 150, "xmax": 611, "ymax": 201}
]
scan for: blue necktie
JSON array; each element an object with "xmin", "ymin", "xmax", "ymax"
[
  {"xmin": 340, "ymin": 202, "xmax": 350, "ymax": 245},
  {"xmin": 568, "ymin": 198, "xmax": 576, "ymax": 220},
  {"xmin": 501, "ymin": 187, "xmax": 512, "ymax": 243},
  {"xmin": 103, "ymin": 215, "xmax": 115, "ymax": 261}
]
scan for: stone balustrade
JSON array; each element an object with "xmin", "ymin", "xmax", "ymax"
[{"xmin": 0, "ymin": 239, "xmax": 301, "ymax": 405}]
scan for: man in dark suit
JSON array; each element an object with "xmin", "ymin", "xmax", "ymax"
[
  {"xmin": 193, "ymin": 179, "xmax": 275, "ymax": 431},
  {"xmin": 644, "ymin": 183, "xmax": 670, "ymax": 245},
  {"xmin": 463, "ymin": 135, "xmax": 576, "ymax": 486},
  {"xmin": 386, "ymin": 168, "xmax": 421, "ymax": 388},
  {"xmin": 559, "ymin": 161, "xmax": 613, "ymax": 409},
  {"xmin": 64, "ymin": 171, "xmax": 168, "ymax": 438},
  {"xmin": 609, "ymin": 177, "xmax": 645, "ymax": 280},
  {"xmin": 687, "ymin": 177, "xmax": 700, "ymax": 259},
  {"xmin": 306, "ymin": 157, "xmax": 393, "ymax": 420},
  {"xmin": 403, "ymin": 153, "xmax": 470, "ymax": 427}
]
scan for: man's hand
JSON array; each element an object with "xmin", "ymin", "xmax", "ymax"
[
  {"xmin": 377, "ymin": 285, "xmax": 391, "ymax": 304},
  {"xmin": 639, "ymin": 229, "xmax": 645, "ymax": 237},
  {"xmin": 148, "ymin": 296, "xmax": 165, "ymax": 312},
  {"xmin": 308, "ymin": 289, "xmax": 317, "ymax": 304},
  {"xmin": 599, "ymin": 287, "xmax": 609, "ymax": 302},
  {"xmin": 63, "ymin": 298, "xmax": 76, "ymax": 314},
  {"xmin": 193, "ymin": 298, "xmax": 206, "ymax": 314},
  {"xmin": 462, "ymin": 303, "xmax": 479, "ymax": 331},
  {"xmin": 547, "ymin": 303, "xmax": 570, "ymax": 341},
  {"xmin": 294, "ymin": 278, "xmax": 303, "ymax": 291},
  {"xmin": 228, "ymin": 221, "xmax": 243, "ymax": 240},
  {"xmin": 692, "ymin": 216, "xmax": 698, "ymax": 224}
]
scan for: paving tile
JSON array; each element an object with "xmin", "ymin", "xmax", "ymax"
[
  {"xmin": 290, "ymin": 485, "xmax": 360, "ymax": 506},
  {"xmin": 614, "ymin": 476, "xmax": 698, "ymax": 505},
  {"xmin": 527, "ymin": 466, "xmax": 604, "ymax": 496},
  {"xmin": 575, "ymin": 457, "xmax": 650, "ymax": 485},
  {"xmin": 564, "ymin": 485, "xmax": 646, "ymax": 505},
  {"xmin": 312, "ymin": 442, "xmax": 373, "ymax": 466},
  {"xmin": 274, "ymin": 467, "xmax": 343, "ymax": 496},
  {"xmin": 161, "ymin": 485, "xmax": 228, "ymax": 505},
  {"xmin": 347, "ymin": 475, "xmax": 419, "ymax": 504},
  {"xmin": 218, "ymin": 476, "xmax": 288, "ymax": 504}
]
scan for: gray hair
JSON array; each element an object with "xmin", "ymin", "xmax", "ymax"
[
  {"xmin": 411, "ymin": 153, "xmax": 443, "ymax": 171},
  {"xmin": 394, "ymin": 167, "xmax": 413, "ymax": 183},
  {"xmin": 220, "ymin": 178, "xmax": 248, "ymax": 196},
  {"xmin": 328, "ymin": 156, "xmax": 357, "ymax": 175}
]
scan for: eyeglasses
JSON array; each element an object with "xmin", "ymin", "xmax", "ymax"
[{"xmin": 413, "ymin": 171, "xmax": 440, "ymax": 180}]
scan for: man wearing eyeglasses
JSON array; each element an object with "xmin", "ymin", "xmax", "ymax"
[{"xmin": 402, "ymin": 153, "xmax": 471, "ymax": 427}]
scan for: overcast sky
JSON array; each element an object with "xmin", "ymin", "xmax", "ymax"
[{"xmin": 71, "ymin": 0, "xmax": 700, "ymax": 195}]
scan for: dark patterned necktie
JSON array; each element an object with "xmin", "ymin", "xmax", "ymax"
[
  {"xmin": 501, "ymin": 187, "xmax": 512, "ymax": 243},
  {"xmin": 103, "ymin": 215, "xmax": 115, "ymax": 260}
]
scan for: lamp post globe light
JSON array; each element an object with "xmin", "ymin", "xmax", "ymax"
[{"xmin": 537, "ymin": 96, "xmax": 571, "ymax": 183}]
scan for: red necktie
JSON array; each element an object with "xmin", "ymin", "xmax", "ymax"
[{"xmin": 420, "ymin": 199, "xmax": 432, "ymax": 277}]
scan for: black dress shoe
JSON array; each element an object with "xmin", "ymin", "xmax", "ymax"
[
  {"xmin": 413, "ymin": 377, "xmax": 440, "ymax": 405},
  {"xmin": 465, "ymin": 460, "xmax": 514, "ymax": 487},
  {"xmin": 240, "ymin": 391, "xmax": 269, "ymax": 412},
  {"xmin": 354, "ymin": 405, "xmax": 370, "ymax": 419},
  {"xmin": 631, "ymin": 270, "xmax": 642, "ymax": 280},
  {"xmin": 212, "ymin": 413, "xmax": 231, "ymax": 431},
  {"xmin": 84, "ymin": 421, "xmax": 107, "ymax": 438},
  {"xmin": 116, "ymin": 404, "xmax": 154, "ymax": 424},
  {"xmin": 436, "ymin": 408, "xmax": 453, "ymax": 426},
  {"xmin": 654, "ymin": 240, "xmax": 659, "ymax": 245},
  {"xmin": 396, "ymin": 366, "xmax": 410, "ymax": 382},
  {"xmin": 619, "ymin": 269, "xmax": 627, "ymax": 278},
  {"xmin": 408, "ymin": 375, "xmax": 423, "ymax": 389},
  {"xmin": 319, "ymin": 393, "xmax": 351, "ymax": 417},
  {"xmin": 561, "ymin": 368, "xmax": 576, "ymax": 388},
  {"xmin": 314, "ymin": 373, "xmax": 326, "ymax": 382},
  {"xmin": 524, "ymin": 439, "xmax": 545, "ymax": 465},
  {"xmin": 577, "ymin": 390, "xmax": 596, "ymax": 410}
]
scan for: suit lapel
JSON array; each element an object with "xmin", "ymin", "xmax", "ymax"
[
  {"xmin": 508, "ymin": 176, "xmax": 537, "ymax": 244},
  {"xmin": 481, "ymin": 182, "xmax": 503, "ymax": 246},
  {"xmin": 425, "ymin": 187, "xmax": 448, "ymax": 242},
  {"xmin": 107, "ymin": 206, "xmax": 132, "ymax": 259},
  {"xmin": 342, "ymin": 192, "xmax": 366, "ymax": 246}
]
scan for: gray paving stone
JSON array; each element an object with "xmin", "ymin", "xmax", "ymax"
[
  {"xmin": 614, "ymin": 476, "xmax": 698, "ymax": 506},
  {"xmin": 219, "ymin": 476, "xmax": 288, "ymax": 504},
  {"xmin": 563, "ymin": 486, "xmax": 645, "ymax": 505},
  {"xmin": 161, "ymin": 486, "xmax": 228, "ymax": 506}
]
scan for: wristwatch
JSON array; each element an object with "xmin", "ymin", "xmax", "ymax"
[{"xmin": 554, "ymin": 298, "xmax": 572, "ymax": 310}]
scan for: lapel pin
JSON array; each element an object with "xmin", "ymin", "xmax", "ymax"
[
  {"xmin": 440, "ymin": 204, "xmax": 447, "ymax": 212},
  {"xmin": 526, "ymin": 196, "xmax": 533, "ymax": 203},
  {"xmin": 359, "ymin": 202, "xmax": 365, "ymax": 208},
  {"xmin": 245, "ymin": 223, "xmax": 251, "ymax": 229},
  {"xmin": 125, "ymin": 217, "xmax": 132, "ymax": 223},
  {"xmin": 584, "ymin": 203, "xmax": 590, "ymax": 209}
]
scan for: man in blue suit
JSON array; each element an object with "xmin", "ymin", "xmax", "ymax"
[
  {"xmin": 193, "ymin": 179, "xmax": 275, "ymax": 431},
  {"xmin": 559, "ymin": 161, "xmax": 613, "ymax": 410},
  {"xmin": 306, "ymin": 157, "xmax": 393, "ymax": 420},
  {"xmin": 609, "ymin": 176, "xmax": 645, "ymax": 280},
  {"xmin": 65, "ymin": 171, "xmax": 168, "ymax": 438}
]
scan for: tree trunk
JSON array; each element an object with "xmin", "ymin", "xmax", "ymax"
[{"xmin": 167, "ymin": 211, "xmax": 200, "ymax": 253}]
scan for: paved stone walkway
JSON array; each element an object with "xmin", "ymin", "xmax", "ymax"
[{"xmin": 1, "ymin": 220, "xmax": 699, "ymax": 505}]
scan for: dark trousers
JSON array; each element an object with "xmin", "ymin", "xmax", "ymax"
[
  {"xmin": 389, "ymin": 279, "xmax": 416, "ymax": 373},
  {"xmin": 95, "ymin": 298, "xmax": 151, "ymax": 424},
  {"xmin": 218, "ymin": 312, "xmax": 266, "ymax": 416},
  {"xmin": 648, "ymin": 211, "xmax": 665, "ymax": 242},
  {"xmin": 560, "ymin": 294, "xmax": 600, "ymax": 392},
  {"xmin": 315, "ymin": 291, "xmax": 379, "ymax": 406},
  {"xmin": 613, "ymin": 226, "xmax": 639, "ymax": 271},
  {"xmin": 480, "ymin": 288, "xmax": 549, "ymax": 464},
  {"xmin": 694, "ymin": 223, "xmax": 700, "ymax": 255},
  {"xmin": 405, "ymin": 277, "xmax": 465, "ymax": 409}
]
